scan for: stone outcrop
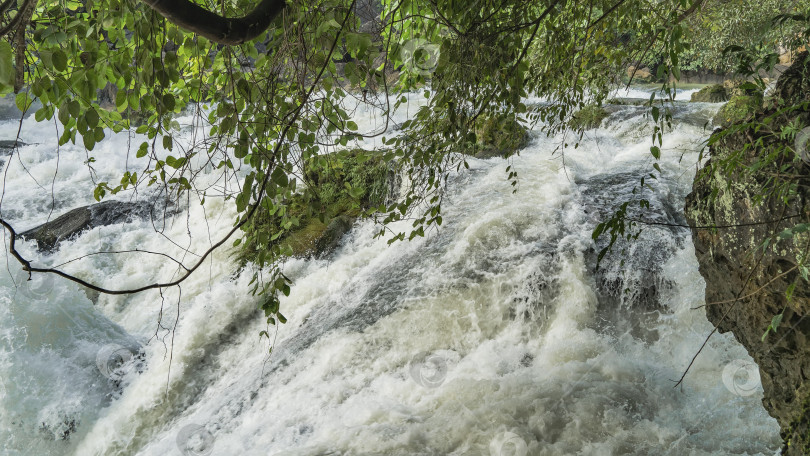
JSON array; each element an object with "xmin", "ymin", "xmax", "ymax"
[
  {"xmin": 570, "ymin": 105, "xmax": 609, "ymax": 130},
  {"xmin": 626, "ymin": 65, "xmax": 653, "ymax": 83},
  {"xmin": 690, "ymin": 84, "xmax": 730, "ymax": 103},
  {"xmin": 712, "ymin": 93, "xmax": 763, "ymax": 128},
  {"xmin": 468, "ymin": 115, "xmax": 530, "ymax": 159},
  {"xmin": 21, "ymin": 200, "xmax": 157, "ymax": 251},
  {"xmin": 684, "ymin": 53, "xmax": 810, "ymax": 454},
  {"xmin": 239, "ymin": 149, "xmax": 399, "ymax": 262}
]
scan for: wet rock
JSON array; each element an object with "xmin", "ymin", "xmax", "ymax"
[
  {"xmin": 20, "ymin": 200, "xmax": 156, "ymax": 251},
  {"xmin": 0, "ymin": 139, "xmax": 24, "ymax": 151},
  {"xmin": 0, "ymin": 139, "xmax": 24, "ymax": 166},
  {"xmin": 314, "ymin": 215, "xmax": 354, "ymax": 256},
  {"xmin": 684, "ymin": 53, "xmax": 810, "ymax": 455},
  {"xmin": 570, "ymin": 105, "xmax": 609, "ymax": 130},
  {"xmin": 690, "ymin": 84, "xmax": 730, "ymax": 103},
  {"xmin": 712, "ymin": 93, "xmax": 763, "ymax": 128},
  {"xmin": 627, "ymin": 65, "xmax": 653, "ymax": 83},
  {"xmin": 606, "ymin": 97, "xmax": 651, "ymax": 106},
  {"xmin": 469, "ymin": 115, "xmax": 530, "ymax": 159},
  {"xmin": 579, "ymin": 170, "xmax": 685, "ymax": 314}
]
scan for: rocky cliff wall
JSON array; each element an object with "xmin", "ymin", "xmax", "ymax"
[{"xmin": 684, "ymin": 54, "xmax": 810, "ymax": 454}]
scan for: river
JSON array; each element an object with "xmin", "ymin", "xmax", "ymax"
[{"xmin": 0, "ymin": 89, "xmax": 782, "ymax": 455}]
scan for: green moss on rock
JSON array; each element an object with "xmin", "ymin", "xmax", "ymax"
[
  {"xmin": 468, "ymin": 115, "xmax": 529, "ymax": 159},
  {"xmin": 690, "ymin": 84, "xmax": 730, "ymax": 103},
  {"xmin": 570, "ymin": 105, "xmax": 609, "ymax": 130},
  {"xmin": 712, "ymin": 93, "xmax": 763, "ymax": 128},
  {"xmin": 240, "ymin": 149, "xmax": 392, "ymax": 262},
  {"xmin": 684, "ymin": 53, "xmax": 810, "ymax": 455}
]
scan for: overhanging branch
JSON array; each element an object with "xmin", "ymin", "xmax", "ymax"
[
  {"xmin": 141, "ymin": 0, "xmax": 286, "ymax": 45},
  {"xmin": 0, "ymin": 0, "xmax": 357, "ymax": 296}
]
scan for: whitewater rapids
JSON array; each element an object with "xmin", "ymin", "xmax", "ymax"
[{"xmin": 0, "ymin": 89, "xmax": 782, "ymax": 455}]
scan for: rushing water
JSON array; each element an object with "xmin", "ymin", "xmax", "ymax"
[{"xmin": 0, "ymin": 89, "xmax": 783, "ymax": 455}]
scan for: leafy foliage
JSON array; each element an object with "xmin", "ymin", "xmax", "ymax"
[{"xmin": 1, "ymin": 0, "xmax": 711, "ymax": 332}]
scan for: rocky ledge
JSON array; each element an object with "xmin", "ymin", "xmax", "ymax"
[{"xmin": 684, "ymin": 54, "xmax": 810, "ymax": 454}]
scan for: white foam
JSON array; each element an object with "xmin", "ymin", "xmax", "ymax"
[{"xmin": 0, "ymin": 96, "xmax": 780, "ymax": 455}]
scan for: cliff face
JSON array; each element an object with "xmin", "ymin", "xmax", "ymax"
[{"xmin": 684, "ymin": 55, "xmax": 810, "ymax": 454}]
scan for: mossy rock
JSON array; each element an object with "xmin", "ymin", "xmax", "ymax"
[
  {"xmin": 690, "ymin": 84, "xmax": 729, "ymax": 103},
  {"xmin": 468, "ymin": 115, "xmax": 530, "ymax": 159},
  {"xmin": 570, "ymin": 105, "xmax": 609, "ymax": 130},
  {"xmin": 240, "ymin": 149, "xmax": 392, "ymax": 262},
  {"xmin": 712, "ymin": 93, "xmax": 763, "ymax": 128}
]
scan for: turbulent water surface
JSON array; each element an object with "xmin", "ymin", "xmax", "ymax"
[{"xmin": 0, "ymin": 89, "xmax": 783, "ymax": 455}]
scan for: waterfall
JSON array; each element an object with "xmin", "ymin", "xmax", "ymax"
[{"xmin": 0, "ymin": 90, "xmax": 781, "ymax": 455}]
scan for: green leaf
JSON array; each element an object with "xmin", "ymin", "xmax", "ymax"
[
  {"xmin": 58, "ymin": 103, "xmax": 70, "ymax": 125},
  {"xmin": 83, "ymin": 133, "xmax": 95, "ymax": 150},
  {"xmin": 14, "ymin": 92, "xmax": 29, "ymax": 111},
  {"xmin": 68, "ymin": 100, "xmax": 80, "ymax": 118},
  {"xmin": 85, "ymin": 109, "xmax": 99, "ymax": 128},
  {"xmin": 136, "ymin": 142, "xmax": 149, "ymax": 158},
  {"xmin": 52, "ymin": 50, "xmax": 68, "ymax": 72},
  {"xmin": 771, "ymin": 313, "xmax": 783, "ymax": 333},
  {"xmin": 786, "ymin": 282, "xmax": 796, "ymax": 302},
  {"xmin": 163, "ymin": 93, "xmax": 176, "ymax": 111},
  {"xmin": 271, "ymin": 167, "xmax": 287, "ymax": 187}
]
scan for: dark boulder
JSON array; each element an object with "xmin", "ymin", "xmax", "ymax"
[
  {"xmin": 0, "ymin": 140, "xmax": 25, "ymax": 166},
  {"xmin": 314, "ymin": 215, "xmax": 354, "ymax": 256},
  {"xmin": 21, "ymin": 200, "xmax": 156, "ymax": 251}
]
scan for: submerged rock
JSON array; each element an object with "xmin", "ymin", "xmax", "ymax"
[
  {"xmin": 684, "ymin": 53, "xmax": 810, "ymax": 455},
  {"xmin": 580, "ymin": 170, "xmax": 685, "ymax": 315},
  {"xmin": 606, "ymin": 97, "xmax": 651, "ymax": 106},
  {"xmin": 0, "ymin": 139, "xmax": 25, "ymax": 151},
  {"xmin": 21, "ymin": 200, "xmax": 157, "ymax": 251},
  {"xmin": 0, "ymin": 139, "xmax": 24, "ymax": 166}
]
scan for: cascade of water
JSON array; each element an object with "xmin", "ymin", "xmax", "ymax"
[{"xmin": 0, "ymin": 91, "xmax": 781, "ymax": 455}]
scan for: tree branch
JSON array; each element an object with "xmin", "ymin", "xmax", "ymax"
[
  {"xmin": 0, "ymin": 0, "xmax": 35, "ymax": 39},
  {"xmin": 140, "ymin": 0, "xmax": 286, "ymax": 45},
  {"xmin": 0, "ymin": 0, "xmax": 357, "ymax": 296}
]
